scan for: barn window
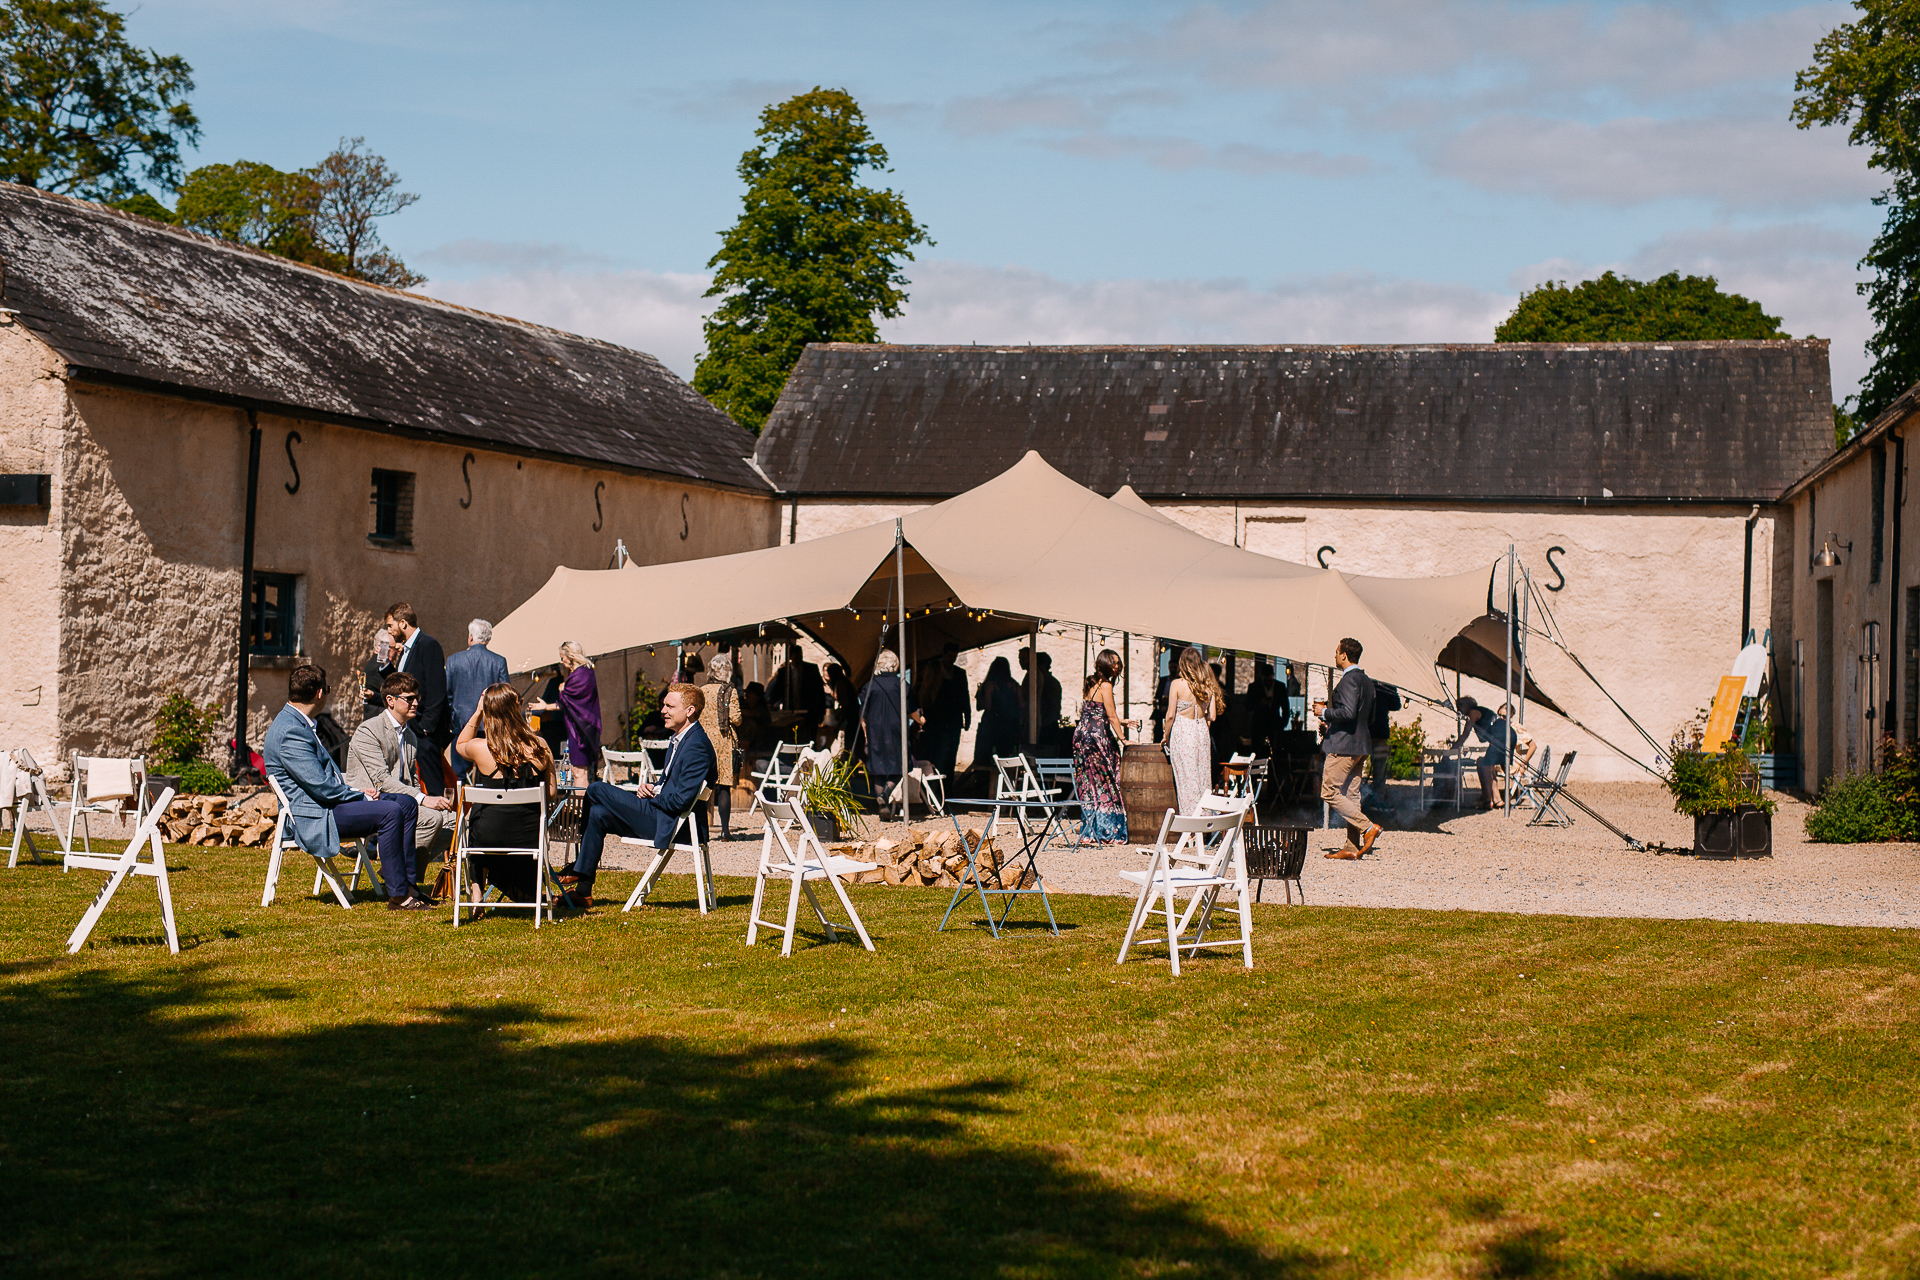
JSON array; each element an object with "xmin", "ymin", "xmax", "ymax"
[{"xmin": 370, "ymin": 469, "xmax": 415, "ymax": 546}]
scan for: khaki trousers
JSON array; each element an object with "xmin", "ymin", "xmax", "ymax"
[{"xmin": 1320, "ymin": 753, "xmax": 1370, "ymax": 846}]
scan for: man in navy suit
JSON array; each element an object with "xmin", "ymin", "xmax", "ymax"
[
  {"xmin": 561, "ymin": 683, "xmax": 715, "ymax": 906},
  {"xmin": 263, "ymin": 663, "xmax": 428, "ymax": 909},
  {"xmin": 385, "ymin": 603, "xmax": 450, "ymax": 793},
  {"xmin": 444, "ymin": 618, "xmax": 510, "ymax": 781}
]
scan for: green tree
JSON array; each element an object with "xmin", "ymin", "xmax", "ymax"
[
  {"xmin": 1494, "ymin": 271, "xmax": 1786, "ymax": 343},
  {"xmin": 694, "ymin": 88, "xmax": 932, "ymax": 431},
  {"xmin": 1794, "ymin": 1, "xmax": 1920, "ymax": 421},
  {"xmin": 0, "ymin": 0, "xmax": 198, "ymax": 199},
  {"xmin": 174, "ymin": 160, "xmax": 338, "ymax": 267}
]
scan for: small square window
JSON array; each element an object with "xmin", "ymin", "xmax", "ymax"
[
  {"xmin": 249, "ymin": 572, "xmax": 299, "ymax": 656},
  {"xmin": 370, "ymin": 469, "xmax": 415, "ymax": 546}
]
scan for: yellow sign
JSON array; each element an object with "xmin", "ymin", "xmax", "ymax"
[{"xmin": 1700, "ymin": 675, "xmax": 1747, "ymax": 753}]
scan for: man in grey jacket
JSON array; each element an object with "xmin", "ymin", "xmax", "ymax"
[
  {"xmin": 1313, "ymin": 637, "xmax": 1383, "ymax": 860},
  {"xmin": 344, "ymin": 671, "xmax": 457, "ymax": 861},
  {"xmin": 444, "ymin": 619, "xmax": 510, "ymax": 782}
]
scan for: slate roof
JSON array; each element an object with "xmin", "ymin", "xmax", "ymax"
[
  {"xmin": 756, "ymin": 342, "xmax": 1834, "ymax": 502},
  {"xmin": 0, "ymin": 182, "xmax": 766, "ymax": 492}
]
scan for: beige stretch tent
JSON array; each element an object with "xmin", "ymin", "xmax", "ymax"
[{"xmin": 493, "ymin": 452, "xmax": 1509, "ymax": 704}]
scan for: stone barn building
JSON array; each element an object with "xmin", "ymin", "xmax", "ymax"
[
  {"xmin": 755, "ymin": 342, "xmax": 1833, "ymax": 782},
  {"xmin": 0, "ymin": 183, "xmax": 777, "ymax": 772}
]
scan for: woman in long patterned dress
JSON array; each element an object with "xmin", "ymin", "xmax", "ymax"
[
  {"xmin": 1073, "ymin": 649, "xmax": 1138, "ymax": 845},
  {"xmin": 1163, "ymin": 645, "xmax": 1225, "ymax": 815}
]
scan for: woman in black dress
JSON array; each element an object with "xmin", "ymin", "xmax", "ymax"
[{"xmin": 455, "ymin": 683, "xmax": 556, "ymax": 906}]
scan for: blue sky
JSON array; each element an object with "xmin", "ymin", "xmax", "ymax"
[{"xmin": 130, "ymin": 0, "xmax": 1880, "ymax": 397}]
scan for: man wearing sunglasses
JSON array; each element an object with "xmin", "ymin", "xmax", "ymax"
[{"xmin": 344, "ymin": 671, "xmax": 457, "ymax": 874}]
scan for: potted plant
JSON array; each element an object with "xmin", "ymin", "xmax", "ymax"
[
  {"xmin": 1665, "ymin": 742, "xmax": 1776, "ymax": 857},
  {"xmin": 795, "ymin": 753, "xmax": 868, "ymax": 842}
]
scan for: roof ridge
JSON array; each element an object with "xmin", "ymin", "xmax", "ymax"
[{"xmin": 808, "ymin": 339, "xmax": 1828, "ymax": 352}]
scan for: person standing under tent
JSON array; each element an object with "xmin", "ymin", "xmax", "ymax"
[
  {"xmin": 557, "ymin": 641, "xmax": 602, "ymax": 783},
  {"xmin": 526, "ymin": 665, "xmax": 567, "ymax": 763},
  {"xmin": 688, "ymin": 652, "xmax": 744, "ymax": 840},
  {"xmin": 860, "ymin": 650, "xmax": 908, "ymax": 821},
  {"xmin": 1163, "ymin": 646, "xmax": 1224, "ymax": 815},
  {"xmin": 1073, "ymin": 649, "xmax": 1137, "ymax": 845},
  {"xmin": 916, "ymin": 644, "xmax": 970, "ymax": 780},
  {"xmin": 974, "ymin": 656, "xmax": 1023, "ymax": 764},
  {"xmin": 1447, "ymin": 697, "xmax": 1513, "ymax": 808},
  {"xmin": 1313, "ymin": 637, "xmax": 1382, "ymax": 860}
]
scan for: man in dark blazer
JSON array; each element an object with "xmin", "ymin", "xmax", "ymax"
[
  {"xmin": 1313, "ymin": 637, "xmax": 1382, "ymax": 861},
  {"xmin": 768, "ymin": 643, "xmax": 826, "ymax": 743},
  {"xmin": 561, "ymin": 683, "xmax": 716, "ymax": 905},
  {"xmin": 385, "ymin": 603, "xmax": 450, "ymax": 793},
  {"xmin": 444, "ymin": 618, "xmax": 510, "ymax": 781}
]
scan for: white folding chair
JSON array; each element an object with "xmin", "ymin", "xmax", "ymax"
[
  {"xmin": 904, "ymin": 760, "xmax": 947, "ymax": 817},
  {"xmin": 66, "ymin": 787, "xmax": 180, "ymax": 955},
  {"xmin": 746, "ymin": 799, "xmax": 876, "ymax": 957},
  {"xmin": 62, "ymin": 753, "xmax": 147, "ymax": 866},
  {"xmin": 453, "ymin": 785, "xmax": 550, "ymax": 927},
  {"xmin": 259, "ymin": 773, "xmax": 375, "ymax": 909},
  {"xmin": 6, "ymin": 749, "xmax": 68, "ymax": 867},
  {"xmin": 748, "ymin": 743, "xmax": 804, "ymax": 815},
  {"xmin": 1116, "ymin": 805, "xmax": 1252, "ymax": 976},
  {"xmin": 601, "ymin": 747, "xmax": 656, "ymax": 789},
  {"xmin": 622, "ymin": 786, "xmax": 717, "ymax": 913}
]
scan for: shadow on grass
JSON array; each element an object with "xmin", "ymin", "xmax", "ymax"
[{"xmin": 0, "ymin": 966, "xmax": 1323, "ymax": 1279}]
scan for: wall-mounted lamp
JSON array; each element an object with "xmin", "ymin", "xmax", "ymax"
[{"xmin": 1814, "ymin": 533, "xmax": 1853, "ymax": 569}]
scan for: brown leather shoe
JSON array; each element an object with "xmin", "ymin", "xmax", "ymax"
[
  {"xmin": 1324, "ymin": 847, "xmax": 1361, "ymax": 860},
  {"xmin": 1358, "ymin": 824, "xmax": 1383, "ymax": 857},
  {"xmin": 556, "ymin": 872, "xmax": 582, "ymax": 885}
]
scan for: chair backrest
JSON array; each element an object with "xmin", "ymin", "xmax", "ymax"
[
  {"xmin": 601, "ymin": 747, "xmax": 655, "ymax": 787},
  {"xmin": 264, "ymin": 772, "xmax": 301, "ymax": 852},
  {"xmin": 76, "ymin": 753, "xmax": 142, "ymax": 806},
  {"xmin": 993, "ymin": 754, "xmax": 1051, "ymax": 800},
  {"xmin": 457, "ymin": 785, "xmax": 547, "ymax": 853},
  {"xmin": 1552, "ymin": 751, "xmax": 1576, "ymax": 786},
  {"xmin": 1034, "ymin": 757, "xmax": 1076, "ymax": 796},
  {"xmin": 1226, "ymin": 752, "xmax": 1254, "ymax": 766},
  {"xmin": 760, "ymin": 798, "xmax": 824, "ymax": 867},
  {"xmin": 1151, "ymin": 805, "xmax": 1246, "ymax": 873},
  {"xmin": 760, "ymin": 743, "xmax": 804, "ymax": 784}
]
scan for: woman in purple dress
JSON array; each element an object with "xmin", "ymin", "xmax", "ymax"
[
  {"xmin": 557, "ymin": 640, "xmax": 602, "ymax": 781},
  {"xmin": 1073, "ymin": 648, "xmax": 1138, "ymax": 845}
]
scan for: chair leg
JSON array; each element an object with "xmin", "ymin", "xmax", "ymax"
[
  {"xmin": 624, "ymin": 849, "xmax": 672, "ymax": 912},
  {"xmin": 313, "ymin": 856, "xmax": 354, "ymax": 909},
  {"xmin": 453, "ymin": 851, "xmax": 465, "ymax": 927},
  {"xmin": 151, "ymin": 834, "xmax": 180, "ymax": 955},
  {"xmin": 1163, "ymin": 867, "xmax": 1183, "ymax": 977},
  {"xmin": 1116, "ymin": 853, "xmax": 1162, "ymax": 965},
  {"xmin": 818, "ymin": 863, "xmax": 876, "ymax": 951},
  {"xmin": 780, "ymin": 866, "xmax": 807, "ymax": 957},
  {"xmin": 262, "ymin": 843, "xmax": 284, "ymax": 906}
]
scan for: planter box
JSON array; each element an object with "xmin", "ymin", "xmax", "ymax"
[
  {"xmin": 806, "ymin": 811, "xmax": 841, "ymax": 843},
  {"xmin": 1693, "ymin": 805, "xmax": 1772, "ymax": 859},
  {"xmin": 1750, "ymin": 754, "xmax": 1799, "ymax": 792}
]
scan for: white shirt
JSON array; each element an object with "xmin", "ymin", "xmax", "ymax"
[
  {"xmin": 663, "ymin": 722, "xmax": 691, "ymax": 775},
  {"xmin": 385, "ymin": 709, "xmax": 407, "ymax": 733},
  {"xmin": 397, "ymin": 628, "xmax": 420, "ymax": 670}
]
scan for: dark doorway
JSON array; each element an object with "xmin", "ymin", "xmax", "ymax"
[{"xmin": 1817, "ymin": 579, "xmax": 1835, "ymax": 788}]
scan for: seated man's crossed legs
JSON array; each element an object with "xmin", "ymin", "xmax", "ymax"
[
  {"xmin": 334, "ymin": 794, "xmax": 425, "ymax": 907},
  {"xmin": 560, "ymin": 781, "xmax": 668, "ymax": 901}
]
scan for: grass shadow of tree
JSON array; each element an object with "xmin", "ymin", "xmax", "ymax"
[{"xmin": 0, "ymin": 966, "xmax": 1326, "ymax": 1278}]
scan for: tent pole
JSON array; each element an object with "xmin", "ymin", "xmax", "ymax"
[
  {"xmin": 1520, "ymin": 569, "xmax": 1531, "ymax": 731},
  {"xmin": 1123, "ymin": 632, "xmax": 1132, "ymax": 738},
  {"xmin": 1028, "ymin": 620, "xmax": 1040, "ymax": 748},
  {"xmin": 1504, "ymin": 544, "xmax": 1515, "ymax": 822},
  {"xmin": 895, "ymin": 519, "xmax": 909, "ymax": 813}
]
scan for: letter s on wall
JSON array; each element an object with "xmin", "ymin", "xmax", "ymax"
[
  {"xmin": 460, "ymin": 452, "xmax": 475, "ymax": 509},
  {"xmin": 592, "ymin": 481, "xmax": 605, "ymax": 532},
  {"xmin": 680, "ymin": 492, "xmax": 690, "ymax": 541},
  {"xmin": 283, "ymin": 430, "xmax": 302, "ymax": 495},
  {"xmin": 1545, "ymin": 545, "xmax": 1567, "ymax": 592},
  {"xmin": 1316, "ymin": 544, "xmax": 1336, "ymax": 568}
]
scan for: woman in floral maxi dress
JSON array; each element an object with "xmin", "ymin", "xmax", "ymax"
[{"xmin": 1073, "ymin": 649, "xmax": 1138, "ymax": 845}]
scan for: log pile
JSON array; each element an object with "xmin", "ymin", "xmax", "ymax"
[
  {"xmin": 828, "ymin": 827, "xmax": 1038, "ymax": 889},
  {"xmin": 159, "ymin": 791, "xmax": 279, "ymax": 847}
]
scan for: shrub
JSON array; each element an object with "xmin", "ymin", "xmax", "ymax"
[
  {"xmin": 152, "ymin": 690, "xmax": 223, "ymax": 765},
  {"xmin": 1664, "ymin": 743, "xmax": 1776, "ymax": 817},
  {"xmin": 1806, "ymin": 738, "xmax": 1920, "ymax": 842},
  {"xmin": 151, "ymin": 760, "xmax": 234, "ymax": 795},
  {"xmin": 1388, "ymin": 716, "xmax": 1426, "ymax": 781},
  {"xmin": 624, "ymin": 673, "xmax": 663, "ymax": 749}
]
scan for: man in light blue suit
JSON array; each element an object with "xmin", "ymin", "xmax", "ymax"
[
  {"xmin": 443, "ymin": 619, "xmax": 511, "ymax": 782},
  {"xmin": 265, "ymin": 663, "xmax": 428, "ymax": 910}
]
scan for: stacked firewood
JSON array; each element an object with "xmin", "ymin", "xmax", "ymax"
[
  {"xmin": 830, "ymin": 827, "xmax": 1038, "ymax": 889},
  {"xmin": 159, "ymin": 792, "xmax": 279, "ymax": 847}
]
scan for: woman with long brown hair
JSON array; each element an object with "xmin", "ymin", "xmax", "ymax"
[
  {"xmin": 456, "ymin": 683, "xmax": 557, "ymax": 904},
  {"xmin": 1072, "ymin": 648, "xmax": 1138, "ymax": 845},
  {"xmin": 1164, "ymin": 645, "xmax": 1225, "ymax": 815}
]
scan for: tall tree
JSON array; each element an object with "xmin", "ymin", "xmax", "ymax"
[
  {"xmin": 1495, "ymin": 271, "xmax": 1786, "ymax": 343},
  {"xmin": 0, "ymin": 0, "xmax": 198, "ymax": 199},
  {"xmin": 1795, "ymin": 0, "xmax": 1920, "ymax": 423},
  {"xmin": 695, "ymin": 88, "xmax": 932, "ymax": 431},
  {"xmin": 310, "ymin": 136, "xmax": 422, "ymax": 288},
  {"xmin": 173, "ymin": 160, "xmax": 334, "ymax": 266}
]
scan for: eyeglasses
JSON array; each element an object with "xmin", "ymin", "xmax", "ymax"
[{"xmin": 389, "ymin": 694, "xmax": 420, "ymax": 706}]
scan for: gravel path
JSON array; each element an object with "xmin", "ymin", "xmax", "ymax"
[{"xmin": 666, "ymin": 782, "xmax": 1920, "ymax": 930}]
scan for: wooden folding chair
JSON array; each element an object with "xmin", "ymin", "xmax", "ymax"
[
  {"xmin": 62, "ymin": 753, "xmax": 147, "ymax": 866},
  {"xmin": 1116, "ymin": 805, "xmax": 1251, "ymax": 976},
  {"xmin": 622, "ymin": 786, "xmax": 717, "ymax": 913},
  {"xmin": 66, "ymin": 787, "xmax": 180, "ymax": 954},
  {"xmin": 453, "ymin": 785, "xmax": 550, "ymax": 927},
  {"xmin": 259, "ymin": 774, "xmax": 374, "ymax": 908},
  {"xmin": 746, "ymin": 799, "xmax": 876, "ymax": 957}
]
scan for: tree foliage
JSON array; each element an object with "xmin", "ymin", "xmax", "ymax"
[
  {"xmin": 310, "ymin": 136, "xmax": 422, "ymax": 287},
  {"xmin": 694, "ymin": 88, "xmax": 931, "ymax": 431},
  {"xmin": 1794, "ymin": 1, "xmax": 1920, "ymax": 421},
  {"xmin": 0, "ymin": 0, "xmax": 199, "ymax": 199},
  {"xmin": 1494, "ymin": 271, "xmax": 1786, "ymax": 343}
]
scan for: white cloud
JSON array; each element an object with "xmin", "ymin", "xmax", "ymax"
[
  {"xmin": 422, "ymin": 268, "xmax": 714, "ymax": 378},
  {"xmin": 1429, "ymin": 113, "xmax": 1878, "ymax": 210}
]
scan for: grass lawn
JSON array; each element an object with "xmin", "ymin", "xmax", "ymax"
[{"xmin": 2, "ymin": 840, "xmax": 1917, "ymax": 1279}]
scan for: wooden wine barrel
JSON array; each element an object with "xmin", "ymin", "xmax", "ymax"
[{"xmin": 1120, "ymin": 744, "xmax": 1177, "ymax": 841}]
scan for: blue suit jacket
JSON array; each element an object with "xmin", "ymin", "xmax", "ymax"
[
  {"xmin": 264, "ymin": 704, "xmax": 362, "ymax": 856},
  {"xmin": 445, "ymin": 643, "xmax": 510, "ymax": 731},
  {"xmin": 646, "ymin": 724, "xmax": 717, "ymax": 849}
]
